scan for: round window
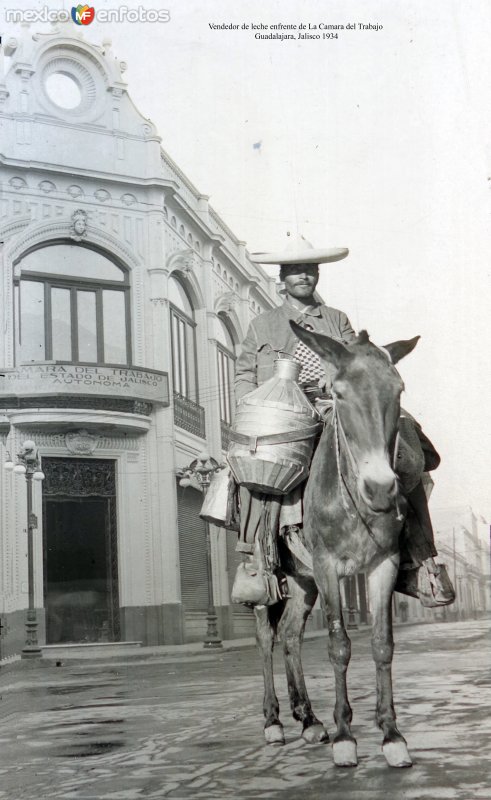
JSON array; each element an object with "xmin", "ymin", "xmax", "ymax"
[{"xmin": 45, "ymin": 73, "xmax": 82, "ymax": 109}]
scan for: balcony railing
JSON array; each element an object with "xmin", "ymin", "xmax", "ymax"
[{"xmin": 173, "ymin": 392, "xmax": 206, "ymax": 438}]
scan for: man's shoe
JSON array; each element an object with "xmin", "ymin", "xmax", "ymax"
[
  {"xmin": 395, "ymin": 561, "xmax": 455, "ymax": 607},
  {"xmin": 419, "ymin": 562, "xmax": 455, "ymax": 607}
]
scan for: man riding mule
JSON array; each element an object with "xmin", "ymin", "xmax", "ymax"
[
  {"xmin": 233, "ymin": 236, "xmax": 454, "ymax": 610},
  {"xmin": 222, "ymin": 236, "xmax": 454, "ymax": 766}
]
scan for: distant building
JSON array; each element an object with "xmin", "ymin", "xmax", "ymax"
[
  {"xmin": 391, "ymin": 505, "xmax": 489, "ymax": 625},
  {"xmin": 0, "ymin": 23, "xmax": 279, "ymax": 658},
  {"xmin": 432, "ymin": 506, "xmax": 490, "ymax": 619}
]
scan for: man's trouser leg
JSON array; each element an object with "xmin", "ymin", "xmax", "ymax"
[
  {"xmin": 396, "ymin": 480, "xmax": 454, "ymax": 606},
  {"xmin": 236, "ymin": 487, "xmax": 265, "ymax": 554},
  {"xmin": 399, "ymin": 480, "xmax": 438, "ymax": 570}
]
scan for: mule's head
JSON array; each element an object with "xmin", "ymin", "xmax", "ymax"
[{"xmin": 290, "ymin": 321, "xmax": 420, "ymax": 513}]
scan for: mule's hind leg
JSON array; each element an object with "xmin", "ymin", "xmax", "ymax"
[
  {"xmin": 315, "ymin": 562, "xmax": 357, "ymax": 766},
  {"xmin": 255, "ymin": 604, "xmax": 285, "ymax": 745},
  {"xmin": 277, "ymin": 574, "xmax": 329, "ymax": 744},
  {"xmin": 369, "ymin": 557, "xmax": 412, "ymax": 768}
]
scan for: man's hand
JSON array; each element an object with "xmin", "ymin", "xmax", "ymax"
[{"xmin": 314, "ymin": 397, "xmax": 334, "ymax": 419}]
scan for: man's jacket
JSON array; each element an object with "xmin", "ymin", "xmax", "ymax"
[{"xmin": 234, "ymin": 299, "xmax": 356, "ymax": 401}]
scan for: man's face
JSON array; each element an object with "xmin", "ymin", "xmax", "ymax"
[{"xmin": 281, "ymin": 263, "xmax": 319, "ymax": 301}]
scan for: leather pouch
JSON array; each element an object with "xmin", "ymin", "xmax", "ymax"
[{"xmin": 231, "ymin": 541, "xmax": 283, "ymax": 607}]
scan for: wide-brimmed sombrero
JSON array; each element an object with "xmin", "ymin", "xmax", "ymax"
[{"xmin": 250, "ymin": 235, "xmax": 349, "ymax": 265}]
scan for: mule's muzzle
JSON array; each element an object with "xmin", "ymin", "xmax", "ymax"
[{"xmin": 359, "ymin": 474, "xmax": 398, "ymax": 513}]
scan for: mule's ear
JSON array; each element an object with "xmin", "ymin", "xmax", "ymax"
[
  {"xmin": 290, "ymin": 320, "xmax": 350, "ymax": 366},
  {"xmin": 383, "ymin": 335, "xmax": 420, "ymax": 365}
]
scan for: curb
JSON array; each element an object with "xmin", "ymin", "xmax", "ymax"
[{"xmin": 0, "ymin": 619, "xmax": 445, "ymax": 676}]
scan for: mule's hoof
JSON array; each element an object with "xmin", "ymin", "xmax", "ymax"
[
  {"xmin": 333, "ymin": 739, "xmax": 358, "ymax": 767},
  {"xmin": 302, "ymin": 724, "xmax": 329, "ymax": 744},
  {"xmin": 382, "ymin": 740, "xmax": 413, "ymax": 768},
  {"xmin": 264, "ymin": 724, "xmax": 285, "ymax": 746}
]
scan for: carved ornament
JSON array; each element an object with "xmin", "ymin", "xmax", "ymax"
[
  {"xmin": 65, "ymin": 429, "xmax": 100, "ymax": 455},
  {"xmin": 95, "ymin": 189, "xmax": 111, "ymax": 203},
  {"xmin": 39, "ymin": 180, "xmax": 56, "ymax": 194},
  {"xmin": 70, "ymin": 208, "xmax": 88, "ymax": 241},
  {"xmin": 67, "ymin": 185, "xmax": 84, "ymax": 198},
  {"xmin": 43, "ymin": 458, "xmax": 116, "ymax": 497},
  {"xmin": 9, "ymin": 177, "xmax": 27, "ymax": 190},
  {"xmin": 215, "ymin": 291, "xmax": 238, "ymax": 314},
  {"xmin": 166, "ymin": 248, "xmax": 196, "ymax": 276}
]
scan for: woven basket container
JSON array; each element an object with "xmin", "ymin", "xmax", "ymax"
[{"xmin": 227, "ymin": 358, "xmax": 320, "ymax": 494}]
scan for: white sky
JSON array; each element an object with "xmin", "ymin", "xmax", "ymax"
[{"xmin": 2, "ymin": 0, "xmax": 490, "ymax": 519}]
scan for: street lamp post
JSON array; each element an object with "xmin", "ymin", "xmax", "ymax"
[
  {"xmin": 4, "ymin": 439, "xmax": 45, "ymax": 659},
  {"xmin": 178, "ymin": 451, "xmax": 224, "ymax": 649}
]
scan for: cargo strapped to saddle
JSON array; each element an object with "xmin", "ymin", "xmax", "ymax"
[{"xmin": 228, "ymin": 423, "xmax": 322, "ymax": 455}]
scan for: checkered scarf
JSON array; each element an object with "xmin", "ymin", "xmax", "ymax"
[{"xmin": 293, "ymin": 322, "xmax": 323, "ymax": 383}]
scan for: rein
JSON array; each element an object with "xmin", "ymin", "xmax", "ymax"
[{"xmin": 331, "ymin": 396, "xmax": 404, "ymax": 559}]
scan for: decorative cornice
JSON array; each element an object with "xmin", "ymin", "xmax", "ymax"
[
  {"xmin": 15, "ymin": 65, "xmax": 35, "ymax": 82},
  {"xmin": 13, "ymin": 429, "xmax": 140, "ymax": 452}
]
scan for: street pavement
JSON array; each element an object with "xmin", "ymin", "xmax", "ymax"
[{"xmin": 0, "ymin": 619, "xmax": 489, "ymax": 800}]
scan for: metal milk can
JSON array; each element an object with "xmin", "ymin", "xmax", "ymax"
[{"xmin": 227, "ymin": 358, "xmax": 321, "ymax": 495}]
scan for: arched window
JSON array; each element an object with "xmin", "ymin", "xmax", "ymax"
[
  {"xmin": 215, "ymin": 315, "xmax": 236, "ymax": 427},
  {"xmin": 168, "ymin": 275, "xmax": 198, "ymax": 403},
  {"xmin": 14, "ymin": 242, "xmax": 131, "ymax": 365}
]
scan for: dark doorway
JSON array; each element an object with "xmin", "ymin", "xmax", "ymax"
[{"xmin": 42, "ymin": 458, "xmax": 119, "ymax": 644}]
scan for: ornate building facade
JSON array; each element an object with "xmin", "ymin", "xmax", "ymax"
[{"xmin": 0, "ymin": 23, "xmax": 279, "ymax": 657}]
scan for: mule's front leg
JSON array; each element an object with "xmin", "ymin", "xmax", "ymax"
[
  {"xmin": 255, "ymin": 605, "xmax": 285, "ymax": 745},
  {"xmin": 369, "ymin": 557, "xmax": 412, "ymax": 768},
  {"xmin": 316, "ymin": 563, "xmax": 357, "ymax": 766},
  {"xmin": 278, "ymin": 576, "xmax": 329, "ymax": 744}
]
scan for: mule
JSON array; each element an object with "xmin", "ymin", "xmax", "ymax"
[{"xmin": 254, "ymin": 323, "xmax": 421, "ymax": 768}]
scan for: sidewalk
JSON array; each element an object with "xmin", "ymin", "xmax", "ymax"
[{"xmin": 0, "ymin": 618, "xmax": 437, "ymax": 680}]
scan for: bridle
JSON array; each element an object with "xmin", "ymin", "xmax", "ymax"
[
  {"xmin": 329, "ymin": 396, "xmax": 404, "ymax": 573},
  {"xmin": 326, "ymin": 345, "xmax": 405, "ymax": 562},
  {"xmin": 332, "ymin": 396, "xmax": 404, "ymax": 521}
]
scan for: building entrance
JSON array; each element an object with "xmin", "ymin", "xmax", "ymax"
[{"xmin": 42, "ymin": 458, "xmax": 119, "ymax": 644}]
